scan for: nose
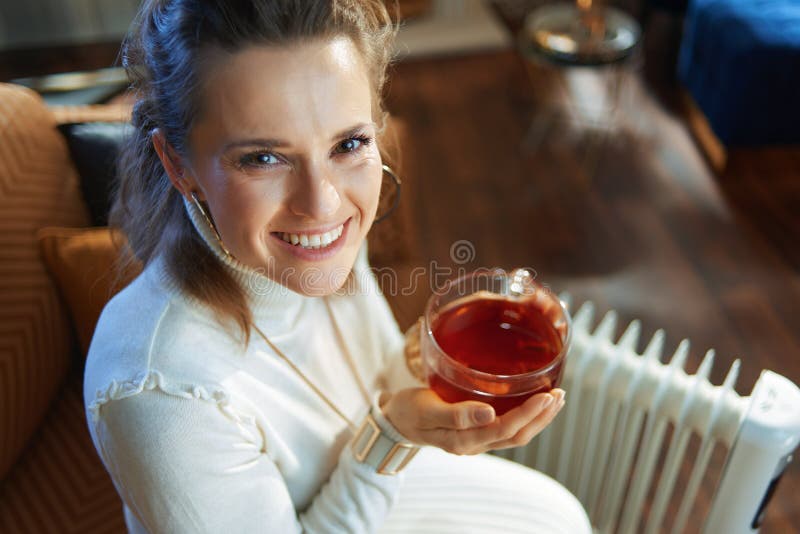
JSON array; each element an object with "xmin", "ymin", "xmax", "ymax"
[{"xmin": 287, "ymin": 164, "xmax": 341, "ymax": 220}]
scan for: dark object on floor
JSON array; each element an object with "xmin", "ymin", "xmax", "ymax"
[{"xmin": 678, "ymin": 0, "xmax": 800, "ymax": 146}]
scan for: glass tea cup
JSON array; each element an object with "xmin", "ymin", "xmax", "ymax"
[{"xmin": 419, "ymin": 268, "xmax": 571, "ymax": 416}]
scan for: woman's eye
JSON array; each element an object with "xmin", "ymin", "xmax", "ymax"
[
  {"xmin": 240, "ymin": 152, "xmax": 280, "ymax": 168},
  {"xmin": 334, "ymin": 135, "xmax": 371, "ymax": 155}
]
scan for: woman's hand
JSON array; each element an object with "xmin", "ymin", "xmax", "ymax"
[{"xmin": 380, "ymin": 388, "xmax": 565, "ymax": 456}]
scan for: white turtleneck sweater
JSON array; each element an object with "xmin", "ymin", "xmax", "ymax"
[{"xmin": 83, "ymin": 197, "xmax": 592, "ymax": 534}]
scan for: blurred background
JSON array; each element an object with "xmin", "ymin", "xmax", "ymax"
[{"xmin": 1, "ymin": 0, "xmax": 798, "ymax": 532}]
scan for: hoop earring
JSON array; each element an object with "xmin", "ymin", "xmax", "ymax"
[
  {"xmin": 373, "ymin": 164, "xmax": 402, "ymax": 224},
  {"xmin": 189, "ymin": 191, "xmax": 234, "ymax": 258}
]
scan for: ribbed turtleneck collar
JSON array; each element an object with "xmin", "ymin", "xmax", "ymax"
[{"xmin": 177, "ymin": 194, "xmax": 312, "ymax": 316}]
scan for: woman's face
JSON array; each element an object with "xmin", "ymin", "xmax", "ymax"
[{"xmin": 167, "ymin": 37, "xmax": 382, "ymax": 296}]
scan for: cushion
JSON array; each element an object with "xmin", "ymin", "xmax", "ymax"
[
  {"xmin": 37, "ymin": 227, "xmax": 142, "ymax": 358},
  {"xmin": 56, "ymin": 122, "xmax": 134, "ymax": 226},
  {"xmin": 0, "ymin": 83, "xmax": 92, "ymax": 481}
]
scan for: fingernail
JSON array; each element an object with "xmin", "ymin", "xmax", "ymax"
[
  {"xmin": 473, "ymin": 407, "xmax": 495, "ymax": 424},
  {"xmin": 542, "ymin": 395, "xmax": 555, "ymax": 408}
]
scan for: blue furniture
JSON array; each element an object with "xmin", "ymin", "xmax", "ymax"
[{"xmin": 678, "ymin": 0, "xmax": 800, "ymax": 146}]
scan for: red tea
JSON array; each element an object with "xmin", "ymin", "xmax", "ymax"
[{"xmin": 428, "ymin": 296, "xmax": 564, "ymax": 415}]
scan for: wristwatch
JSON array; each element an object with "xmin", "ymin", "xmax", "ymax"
[{"xmin": 350, "ymin": 393, "xmax": 420, "ymax": 475}]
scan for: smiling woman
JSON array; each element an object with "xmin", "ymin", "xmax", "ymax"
[
  {"xmin": 154, "ymin": 38, "xmax": 382, "ymax": 296},
  {"xmin": 83, "ymin": 1, "xmax": 591, "ymax": 533}
]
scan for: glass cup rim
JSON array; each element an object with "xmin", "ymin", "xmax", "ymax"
[{"xmin": 423, "ymin": 269, "xmax": 572, "ymax": 383}]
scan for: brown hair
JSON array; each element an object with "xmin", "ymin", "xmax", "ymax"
[{"xmin": 110, "ymin": 0, "xmax": 397, "ymax": 348}]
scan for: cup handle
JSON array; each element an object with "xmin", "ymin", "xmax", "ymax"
[{"xmin": 509, "ymin": 267, "xmax": 537, "ymax": 297}]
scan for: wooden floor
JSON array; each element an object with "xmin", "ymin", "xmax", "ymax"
[{"xmin": 383, "ymin": 47, "xmax": 799, "ymax": 533}]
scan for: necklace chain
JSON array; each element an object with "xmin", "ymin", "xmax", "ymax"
[
  {"xmin": 250, "ymin": 296, "xmax": 371, "ymax": 431},
  {"xmin": 192, "ymin": 196, "xmax": 371, "ymax": 429},
  {"xmin": 322, "ymin": 297, "xmax": 372, "ymax": 404}
]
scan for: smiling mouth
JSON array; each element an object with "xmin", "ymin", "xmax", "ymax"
[{"xmin": 273, "ymin": 222, "xmax": 346, "ymax": 250}]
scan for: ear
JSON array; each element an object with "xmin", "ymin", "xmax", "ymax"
[{"xmin": 152, "ymin": 128, "xmax": 202, "ymax": 200}]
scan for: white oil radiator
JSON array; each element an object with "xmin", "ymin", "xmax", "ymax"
[{"xmin": 495, "ymin": 298, "xmax": 800, "ymax": 533}]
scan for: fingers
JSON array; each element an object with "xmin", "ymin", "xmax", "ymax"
[
  {"xmin": 390, "ymin": 387, "xmax": 567, "ymax": 456},
  {"xmin": 489, "ymin": 389, "xmax": 565, "ymax": 450},
  {"xmin": 381, "ymin": 388, "xmax": 498, "ymax": 447},
  {"xmin": 421, "ymin": 391, "xmax": 559, "ymax": 455},
  {"xmin": 417, "ymin": 390, "xmax": 496, "ymax": 430}
]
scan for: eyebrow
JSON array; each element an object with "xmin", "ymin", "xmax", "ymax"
[{"xmin": 220, "ymin": 122, "xmax": 376, "ymax": 152}]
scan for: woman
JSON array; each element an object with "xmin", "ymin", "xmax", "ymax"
[{"xmin": 84, "ymin": 1, "xmax": 592, "ymax": 532}]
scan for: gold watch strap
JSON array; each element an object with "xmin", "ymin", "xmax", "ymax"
[{"xmin": 351, "ymin": 412, "xmax": 420, "ymax": 475}]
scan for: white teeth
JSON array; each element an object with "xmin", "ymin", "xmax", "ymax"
[
  {"xmin": 279, "ymin": 223, "xmax": 345, "ymax": 249},
  {"xmin": 320, "ymin": 231, "xmax": 333, "ymax": 246}
]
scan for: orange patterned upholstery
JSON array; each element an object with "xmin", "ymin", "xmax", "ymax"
[
  {"xmin": 0, "ymin": 83, "xmax": 125, "ymax": 532},
  {"xmin": 0, "ymin": 84, "xmax": 92, "ymax": 478},
  {"xmin": 0, "ymin": 366, "xmax": 126, "ymax": 534},
  {"xmin": 37, "ymin": 227, "xmax": 142, "ymax": 358}
]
